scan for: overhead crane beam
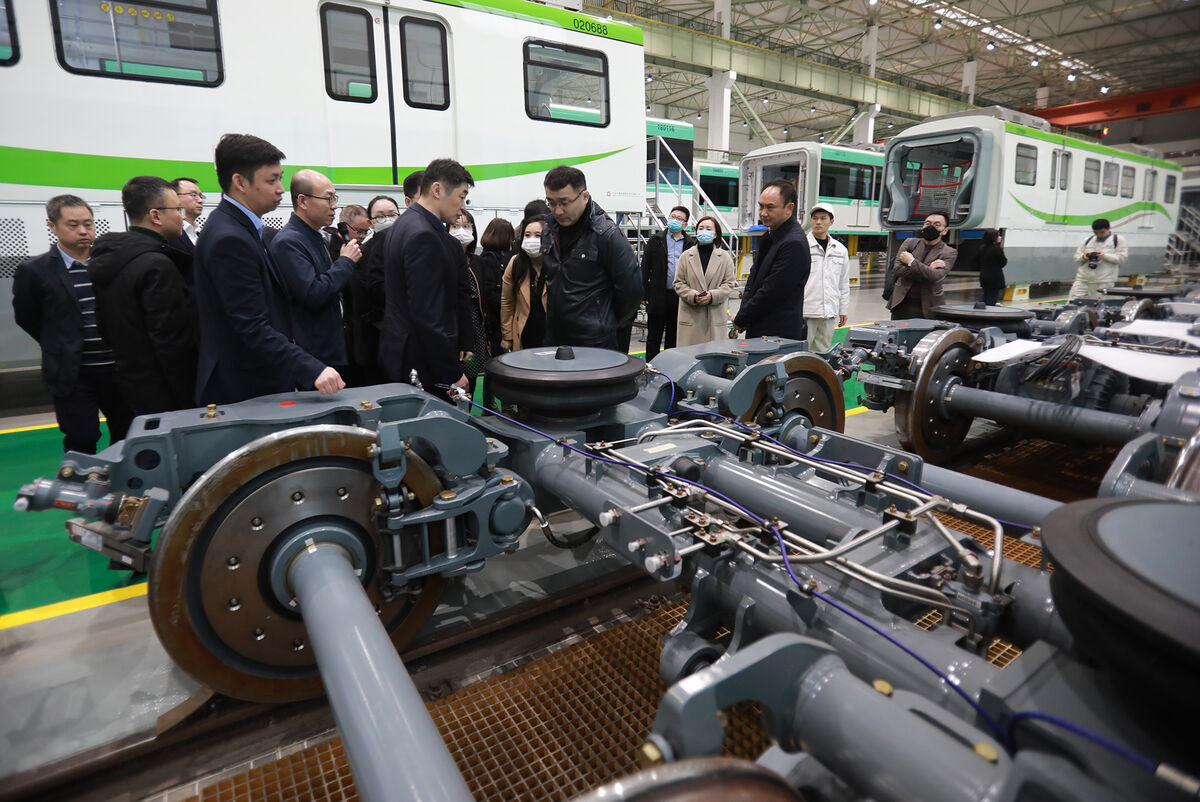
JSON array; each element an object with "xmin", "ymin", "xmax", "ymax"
[
  {"xmin": 596, "ymin": 7, "xmax": 973, "ymax": 123},
  {"xmin": 1029, "ymin": 82, "xmax": 1200, "ymax": 127}
]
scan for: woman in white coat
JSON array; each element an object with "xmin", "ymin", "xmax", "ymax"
[{"xmin": 673, "ymin": 216, "xmax": 738, "ymax": 347}]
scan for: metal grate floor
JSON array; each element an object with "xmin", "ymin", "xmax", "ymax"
[
  {"xmin": 960, "ymin": 437, "xmax": 1117, "ymax": 503},
  {"xmin": 171, "ymin": 600, "xmax": 770, "ymax": 802}
]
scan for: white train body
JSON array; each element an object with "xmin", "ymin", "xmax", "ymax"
[
  {"xmin": 879, "ymin": 108, "xmax": 1184, "ymax": 283},
  {"xmin": 0, "ymin": 0, "xmax": 646, "ymax": 372}
]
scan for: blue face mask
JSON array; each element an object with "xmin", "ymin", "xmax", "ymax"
[
  {"xmin": 667, "ymin": 219, "xmax": 684, "ymax": 233},
  {"xmin": 696, "ymin": 230, "xmax": 716, "ymax": 245}
]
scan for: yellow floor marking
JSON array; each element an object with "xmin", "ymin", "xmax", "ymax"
[
  {"xmin": 0, "ymin": 422, "xmax": 59, "ymax": 435},
  {"xmin": 0, "ymin": 582, "xmax": 146, "ymax": 631}
]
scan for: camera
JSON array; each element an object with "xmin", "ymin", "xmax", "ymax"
[{"xmin": 1087, "ymin": 251, "xmax": 1100, "ymax": 269}]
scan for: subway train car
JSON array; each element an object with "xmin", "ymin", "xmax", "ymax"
[
  {"xmin": 879, "ymin": 106, "xmax": 1184, "ymax": 284},
  {"xmin": 0, "ymin": 0, "xmax": 646, "ymax": 379}
]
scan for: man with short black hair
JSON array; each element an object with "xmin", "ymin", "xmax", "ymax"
[
  {"xmin": 642, "ymin": 205, "xmax": 694, "ymax": 359},
  {"xmin": 270, "ymin": 169, "xmax": 360, "ymax": 369},
  {"xmin": 541, "ymin": 165, "xmax": 642, "ymax": 351},
  {"xmin": 13, "ymin": 195, "xmax": 133, "ymax": 452},
  {"xmin": 193, "ymin": 133, "xmax": 345, "ymax": 404},
  {"xmin": 168, "ymin": 177, "xmax": 204, "ymax": 257},
  {"xmin": 888, "ymin": 211, "xmax": 956, "ymax": 320},
  {"xmin": 87, "ymin": 176, "xmax": 196, "ymax": 413},
  {"xmin": 402, "ymin": 170, "xmax": 424, "ymax": 208},
  {"xmin": 803, "ymin": 203, "xmax": 850, "ymax": 353},
  {"xmin": 733, "ymin": 179, "xmax": 810, "ymax": 339},
  {"xmin": 1069, "ymin": 218, "xmax": 1127, "ymax": 300},
  {"xmin": 381, "ymin": 159, "xmax": 474, "ymax": 393}
]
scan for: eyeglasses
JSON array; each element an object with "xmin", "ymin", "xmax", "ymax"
[
  {"xmin": 178, "ymin": 191, "xmax": 205, "ymax": 200},
  {"xmin": 371, "ymin": 213, "xmax": 398, "ymax": 223},
  {"xmin": 302, "ymin": 193, "xmax": 339, "ymax": 205},
  {"xmin": 153, "ymin": 206, "xmax": 186, "ymax": 214},
  {"xmin": 348, "ymin": 224, "xmax": 369, "ymax": 237},
  {"xmin": 544, "ymin": 190, "xmax": 583, "ymax": 210}
]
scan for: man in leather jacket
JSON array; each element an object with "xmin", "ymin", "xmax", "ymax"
[{"xmin": 540, "ymin": 166, "xmax": 642, "ymax": 352}]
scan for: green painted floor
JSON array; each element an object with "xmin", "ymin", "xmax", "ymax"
[{"xmin": 0, "ymin": 330, "xmax": 862, "ymax": 617}]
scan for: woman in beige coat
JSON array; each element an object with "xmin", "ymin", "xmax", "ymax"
[
  {"xmin": 673, "ymin": 215, "xmax": 737, "ymax": 346},
  {"xmin": 500, "ymin": 216, "xmax": 550, "ymax": 352}
]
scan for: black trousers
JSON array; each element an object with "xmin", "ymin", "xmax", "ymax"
[
  {"xmin": 982, "ymin": 287, "xmax": 1002, "ymax": 306},
  {"xmin": 890, "ymin": 295, "xmax": 924, "ymax": 321},
  {"xmin": 645, "ymin": 295, "xmax": 679, "ymax": 360},
  {"xmin": 53, "ymin": 364, "xmax": 134, "ymax": 454}
]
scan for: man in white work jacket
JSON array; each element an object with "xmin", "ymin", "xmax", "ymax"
[
  {"xmin": 1068, "ymin": 217, "xmax": 1128, "ymax": 300},
  {"xmin": 802, "ymin": 203, "xmax": 851, "ymax": 353}
]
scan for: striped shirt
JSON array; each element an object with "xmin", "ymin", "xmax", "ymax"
[{"xmin": 58, "ymin": 248, "xmax": 115, "ymax": 367}]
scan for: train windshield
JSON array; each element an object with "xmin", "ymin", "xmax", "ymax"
[{"xmin": 881, "ymin": 133, "xmax": 986, "ymax": 229}]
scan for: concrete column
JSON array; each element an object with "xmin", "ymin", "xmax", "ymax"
[
  {"xmin": 862, "ymin": 24, "xmax": 878, "ymax": 79},
  {"xmin": 707, "ymin": 70, "xmax": 735, "ymax": 161},
  {"xmin": 1035, "ymin": 85, "xmax": 1050, "ymax": 109},
  {"xmin": 713, "ymin": 0, "xmax": 731, "ymax": 38},
  {"xmin": 961, "ymin": 59, "xmax": 978, "ymax": 106},
  {"xmin": 852, "ymin": 103, "xmax": 880, "ymax": 144}
]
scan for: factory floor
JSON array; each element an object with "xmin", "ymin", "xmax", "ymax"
[{"xmin": 0, "ymin": 271, "xmax": 1087, "ymax": 801}]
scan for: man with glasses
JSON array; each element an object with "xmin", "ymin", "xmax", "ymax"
[
  {"xmin": 168, "ymin": 176, "xmax": 205, "ymax": 259},
  {"xmin": 194, "ymin": 134, "xmax": 344, "ymax": 405},
  {"xmin": 13, "ymin": 194, "xmax": 133, "ymax": 453},
  {"xmin": 540, "ymin": 166, "xmax": 641, "ymax": 352},
  {"xmin": 270, "ymin": 169, "xmax": 360, "ymax": 372},
  {"xmin": 642, "ymin": 205, "xmax": 694, "ymax": 360},
  {"xmin": 887, "ymin": 210, "xmax": 956, "ymax": 320},
  {"xmin": 87, "ymin": 176, "xmax": 196, "ymax": 414}
]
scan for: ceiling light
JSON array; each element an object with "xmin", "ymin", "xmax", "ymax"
[
  {"xmin": 986, "ymin": 40, "xmax": 995, "ymax": 50},
  {"xmin": 1100, "ymin": 85, "xmax": 1109, "ymax": 94},
  {"xmin": 1067, "ymin": 72, "xmax": 1076, "ymax": 81},
  {"xmin": 887, "ymin": 122, "xmax": 894, "ymax": 128},
  {"xmin": 1031, "ymin": 57, "xmax": 1039, "ymax": 66},
  {"xmin": 810, "ymin": 105, "xmax": 817, "ymax": 111},
  {"xmin": 819, "ymin": 134, "xmax": 825, "ymax": 140},
  {"xmin": 742, "ymin": 121, "xmax": 748, "ymax": 127},
  {"xmin": 646, "ymin": 105, "xmax": 651, "ymax": 112},
  {"xmin": 783, "ymin": 127, "xmax": 789, "ymax": 134},
  {"xmin": 763, "ymin": 96, "xmax": 770, "ymax": 104},
  {"xmin": 868, "ymin": 0, "xmax": 878, "ymax": 5},
  {"xmin": 933, "ymin": 18, "xmax": 942, "ymax": 29},
  {"xmin": 696, "ymin": 113, "xmax": 702, "ymax": 120},
  {"xmin": 646, "ymin": 74, "xmax": 653, "ymax": 83}
]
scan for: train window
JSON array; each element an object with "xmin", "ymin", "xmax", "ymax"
[
  {"xmin": 1119, "ymin": 166, "xmax": 1135, "ymax": 199},
  {"xmin": 524, "ymin": 40, "xmax": 609, "ymax": 127},
  {"xmin": 50, "ymin": 0, "xmax": 222, "ymax": 86},
  {"xmin": 819, "ymin": 160, "xmax": 876, "ymax": 201},
  {"xmin": 1, "ymin": 1, "xmax": 18, "ymax": 65},
  {"xmin": 1083, "ymin": 159, "xmax": 1100, "ymax": 194},
  {"xmin": 400, "ymin": 17, "xmax": 448, "ymax": 110},
  {"xmin": 1166, "ymin": 175, "xmax": 1177, "ymax": 204},
  {"xmin": 1049, "ymin": 151, "xmax": 1058, "ymax": 189},
  {"xmin": 1101, "ymin": 163, "xmax": 1118, "ymax": 196},
  {"xmin": 699, "ymin": 173, "xmax": 738, "ymax": 208},
  {"xmin": 1144, "ymin": 169, "xmax": 1157, "ymax": 201},
  {"xmin": 321, "ymin": 4, "xmax": 375, "ymax": 103},
  {"xmin": 1058, "ymin": 152, "xmax": 1071, "ymax": 190},
  {"xmin": 1014, "ymin": 144, "xmax": 1037, "ymax": 186}
]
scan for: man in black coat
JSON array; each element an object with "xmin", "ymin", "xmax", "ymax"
[
  {"xmin": 642, "ymin": 205, "xmax": 694, "ymax": 360},
  {"xmin": 88, "ymin": 176, "xmax": 197, "ymax": 414},
  {"xmin": 13, "ymin": 195, "xmax": 133, "ymax": 453},
  {"xmin": 733, "ymin": 179, "xmax": 810, "ymax": 340},
  {"xmin": 193, "ymin": 134, "xmax": 344, "ymax": 405},
  {"xmin": 269, "ymin": 169, "xmax": 360, "ymax": 369},
  {"xmin": 541, "ymin": 166, "xmax": 642, "ymax": 352},
  {"xmin": 380, "ymin": 159, "xmax": 472, "ymax": 394}
]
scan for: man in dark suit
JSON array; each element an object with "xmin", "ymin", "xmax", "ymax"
[
  {"xmin": 642, "ymin": 205, "xmax": 694, "ymax": 360},
  {"xmin": 270, "ymin": 169, "xmax": 360, "ymax": 370},
  {"xmin": 12, "ymin": 195, "xmax": 133, "ymax": 453},
  {"xmin": 193, "ymin": 134, "xmax": 345, "ymax": 405},
  {"xmin": 168, "ymin": 177, "xmax": 204, "ymax": 258},
  {"xmin": 733, "ymin": 179, "xmax": 811, "ymax": 340},
  {"xmin": 380, "ymin": 159, "xmax": 473, "ymax": 394}
]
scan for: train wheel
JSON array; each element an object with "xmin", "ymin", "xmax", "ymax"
[{"xmin": 895, "ymin": 328, "xmax": 976, "ymax": 464}]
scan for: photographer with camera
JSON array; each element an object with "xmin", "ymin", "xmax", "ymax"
[{"xmin": 1068, "ymin": 218, "xmax": 1127, "ymax": 300}]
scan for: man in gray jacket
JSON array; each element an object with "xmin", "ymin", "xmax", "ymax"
[
  {"xmin": 541, "ymin": 166, "xmax": 641, "ymax": 352},
  {"xmin": 888, "ymin": 211, "xmax": 957, "ymax": 320}
]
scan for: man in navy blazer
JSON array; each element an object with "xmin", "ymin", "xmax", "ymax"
[
  {"xmin": 381, "ymin": 159, "xmax": 473, "ymax": 394},
  {"xmin": 270, "ymin": 169, "xmax": 360, "ymax": 368},
  {"xmin": 193, "ymin": 134, "xmax": 345, "ymax": 405},
  {"xmin": 733, "ymin": 179, "xmax": 811, "ymax": 341}
]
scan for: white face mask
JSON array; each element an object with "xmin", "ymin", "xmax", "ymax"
[
  {"xmin": 372, "ymin": 214, "xmax": 397, "ymax": 232},
  {"xmin": 450, "ymin": 228, "xmax": 474, "ymax": 245},
  {"xmin": 521, "ymin": 237, "xmax": 542, "ymax": 256}
]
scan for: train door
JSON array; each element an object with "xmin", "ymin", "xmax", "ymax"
[
  {"xmin": 318, "ymin": 4, "xmax": 394, "ymax": 187},
  {"xmin": 1050, "ymin": 148, "xmax": 1072, "ymax": 223},
  {"xmin": 388, "ymin": 10, "xmax": 456, "ymax": 180}
]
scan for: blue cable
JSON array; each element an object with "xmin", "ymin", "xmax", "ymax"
[{"xmin": 465, "ymin": 397, "xmax": 1189, "ymax": 788}]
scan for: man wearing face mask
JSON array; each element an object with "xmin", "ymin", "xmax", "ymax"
[
  {"xmin": 887, "ymin": 211, "xmax": 956, "ymax": 320},
  {"xmin": 641, "ymin": 205, "xmax": 694, "ymax": 360}
]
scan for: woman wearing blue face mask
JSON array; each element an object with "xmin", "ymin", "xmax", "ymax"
[{"xmin": 673, "ymin": 215, "xmax": 737, "ymax": 346}]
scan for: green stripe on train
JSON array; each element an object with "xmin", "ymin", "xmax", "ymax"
[
  {"xmin": 1009, "ymin": 194, "xmax": 1173, "ymax": 225},
  {"xmin": 1003, "ymin": 122, "xmax": 1182, "ymax": 171},
  {"xmin": 0, "ymin": 145, "xmax": 630, "ymax": 193},
  {"xmin": 429, "ymin": 0, "xmax": 643, "ymax": 44}
]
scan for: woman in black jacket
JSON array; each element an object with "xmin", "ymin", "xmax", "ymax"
[{"xmin": 977, "ymin": 229, "xmax": 1008, "ymax": 306}]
